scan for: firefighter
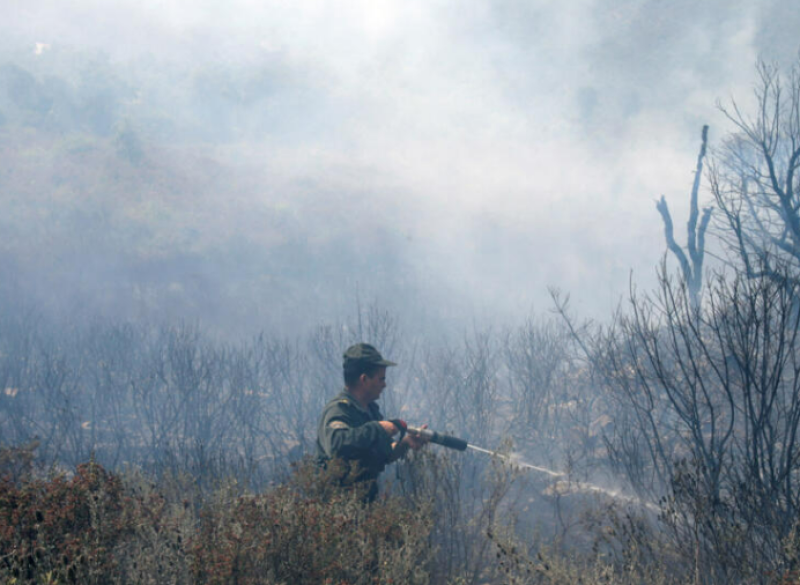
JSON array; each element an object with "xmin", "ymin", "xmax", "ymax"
[{"xmin": 316, "ymin": 343, "xmax": 427, "ymax": 501}]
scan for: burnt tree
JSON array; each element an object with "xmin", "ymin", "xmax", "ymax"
[
  {"xmin": 711, "ymin": 59, "xmax": 800, "ymax": 284},
  {"xmin": 656, "ymin": 125, "xmax": 713, "ymax": 310}
]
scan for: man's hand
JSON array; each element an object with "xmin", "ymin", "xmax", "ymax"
[
  {"xmin": 379, "ymin": 420, "xmax": 401, "ymax": 436},
  {"xmin": 402, "ymin": 424, "xmax": 430, "ymax": 451}
]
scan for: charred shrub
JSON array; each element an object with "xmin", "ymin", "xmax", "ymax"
[
  {"xmin": 0, "ymin": 452, "xmax": 432, "ymax": 584},
  {"xmin": 0, "ymin": 459, "xmax": 135, "ymax": 583},
  {"xmin": 190, "ymin": 459, "xmax": 432, "ymax": 584}
]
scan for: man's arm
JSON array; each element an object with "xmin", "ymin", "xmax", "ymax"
[{"xmin": 320, "ymin": 413, "xmax": 397, "ymax": 460}]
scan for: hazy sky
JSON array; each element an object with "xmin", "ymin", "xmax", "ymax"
[{"xmin": 4, "ymin": 0, "xmax": 800, "ymax": 328}]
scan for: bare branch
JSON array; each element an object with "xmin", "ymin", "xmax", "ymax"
[
  {"xmin": 688, "ymin": 125, "xmax": 710, "ymax": 262},
  {"xmin": 657, "ymin": 195, "xmax": 692, "ymax": 279},
  {"xmin": 713, "ymin": 57, "xmax": 800, "ymax": 288}
]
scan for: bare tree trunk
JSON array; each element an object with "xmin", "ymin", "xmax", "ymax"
[{"xmin": 656, "ymin": 125, "xmax": 713, "ymax": 310}]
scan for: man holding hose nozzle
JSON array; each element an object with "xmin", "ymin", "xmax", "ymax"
[{"xmin": 316, "ymin": 343, "xmax": 428, "ymax": 501}]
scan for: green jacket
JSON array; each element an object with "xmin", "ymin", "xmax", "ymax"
[{"xmin": 316, "ymin": 390, "xmax": 399, "ymax": 499}]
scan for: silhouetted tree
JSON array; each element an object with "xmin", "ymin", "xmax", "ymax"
[
  {"xmin": 565, "ymin": 266, "xmax": 800, "ymax": 583},
  {"xmin": 656, "ymin": 125, "xmax": 713, "ymax": 310},
  {"xmin": 711, "ymin": 58, "xmax": 800, "ymax": 285}
]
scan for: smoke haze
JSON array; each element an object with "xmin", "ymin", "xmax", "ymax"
[{"xmin": 2, "ymin": 0, "xmax": 799, "ymax": 335}]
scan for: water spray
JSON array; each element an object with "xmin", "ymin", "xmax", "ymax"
[
  {"xmin": 399, "ymin": 422, "xmax": 658, "ymax": 512},
  {"xmin": 404, "ymin": 424, "xmax": 563, "ymax": 476}
]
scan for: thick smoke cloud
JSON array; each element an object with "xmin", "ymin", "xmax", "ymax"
[{"xmin": 1, "ymin": 0, "xmax": 799, "ymax": 335}]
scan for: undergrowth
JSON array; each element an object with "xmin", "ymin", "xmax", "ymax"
[
  {"xmin": 0, "ymin": 445, "xmax": 432, "ymax": 584},
  {"xmin": 0, "ymin": 444, "xmax": 795, "ymax": 584}
]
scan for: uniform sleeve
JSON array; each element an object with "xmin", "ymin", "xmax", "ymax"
[{"xmin": 319, "ymin": 407, "xmax": 393, "ymax": 462}]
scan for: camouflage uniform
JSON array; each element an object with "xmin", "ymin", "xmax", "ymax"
[{"xmin": 316, "ymin": 344, "xmax": 400, "ymax": 501}]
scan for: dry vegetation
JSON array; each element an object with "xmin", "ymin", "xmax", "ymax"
[
  {"xmin": 2, "ymin": 294, "xmax": 799, "ymax": 584},
  {"xmin": 3, "ymin": 44, "xmax": 800, "ymax": 585},
  {"xmin": 0, "ymin": 448, "xmax": 434, "ymax": 584}
]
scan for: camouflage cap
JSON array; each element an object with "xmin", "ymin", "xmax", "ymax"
[{"xmin": 342, "ymin": 343, "xmax": 397, "ymax": 370}]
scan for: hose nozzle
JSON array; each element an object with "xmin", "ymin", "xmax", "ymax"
[{"xmin": 406, "ymin": 425, "xmax": 468, "ymax": 451}]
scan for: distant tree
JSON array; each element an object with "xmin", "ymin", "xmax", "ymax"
[
  {"xmin": 711, "ymin": 58, "xmax": 800, "ymax": 284},
  {"xmin": 656, "ymin": 125, "xmax": 713, "ymax": 310},
  {"xmin": 0, "ymin": 64, "xmax": 52, "ymax": 124},
  {"xmin": 76, "ymin": 58, "xmax": 127, "ymax": 136},
  {"xmin": 114, "ymin": 121, "xmax": 144, "ymax": 164}
]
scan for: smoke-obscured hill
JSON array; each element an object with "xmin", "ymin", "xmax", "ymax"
[{"xmin": 0, "ymin": 46, "xmax": 446, "ymax": 337}]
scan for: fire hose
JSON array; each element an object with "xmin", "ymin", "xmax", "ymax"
[{"xmin": 389, "ymin": 419, "xmax": 468, "ymax": 451}]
